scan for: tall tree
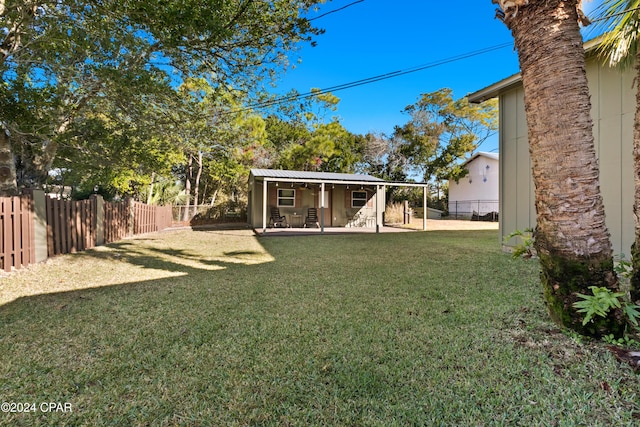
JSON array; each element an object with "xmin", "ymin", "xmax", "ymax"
[
  {"xmin": 394, "ymin": 88, "xmax": 498, "ymax": 184},
  {"xmin": 272, "ymin": 120, "xmax": 360, "ymax": 172},
  {"xmin": 318, "ymin": 122, "xmax": 364, "ymax": 173},
  {"xmin": 0, "ymin": 0, "xmax": 325, "ymax": 196},
  {"xmin": 359, "ymin": 132, "xmax": 408, "ymax": 182},
  {"xmin": 493, "ymin": 0, "xmax": 624, "ymax": 336},
  {"xmin": 592, "ymin": 0, "xmax": 640, "ymax": 303},
  {"xmin": 52, "ymin": 83, "xmax": 183, "ymax": 198},
  {"xmin": 264, "ymin": 90, "xmax": 363, "ymax": 173},
  {"xmin": 200, "ymin": 105, "xmax": 268, "ymax": 209},
  {"xmin": 171, "ymin": 78, "xmax": 267, "ymax": 218}
]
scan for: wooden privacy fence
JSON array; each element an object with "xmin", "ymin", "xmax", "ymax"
[
  {"xmin": 46, "ymin": 197, "xmax": 98, "ymax": 256},
  {"xmin": 104, "ymin": 200, "xmax": 129, "ymax": 244},
  {"xmin": 132, "ymin": 201, "xmax": 172, "ymax": 235},
  {"xmin": 48, "ymin": 198, "xmax": 173, "ymax": 256},
  {"xmin": 0, "ymin": 190, "xmax": 174, "ymax": 271},
  {"xmin": 0, "ymin": 194, "xmax": 35, "ymax": 272}
]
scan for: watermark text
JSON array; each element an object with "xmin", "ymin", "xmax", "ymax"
[{"xmin": 1, "ymin": 402, "xmax": 72, "ymax": 413}]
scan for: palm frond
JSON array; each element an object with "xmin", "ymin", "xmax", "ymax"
[{"xmin": 590, "ymin": 0, "xmax": 640, "ymax": 68}]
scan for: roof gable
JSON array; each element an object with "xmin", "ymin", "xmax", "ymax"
[{"xmin": 461, "ymin": 152, "xmax": 499, "ymax": 167}]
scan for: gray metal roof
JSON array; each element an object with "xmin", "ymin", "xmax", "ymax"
[
  {"xmin": 467, "ymin": 72, "xmax": 521, "ymax": 104},
  {"xmin": 250, "ymin": 169, "xmax": 386, "ymax": 183}
]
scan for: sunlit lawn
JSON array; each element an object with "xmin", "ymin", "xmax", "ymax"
[{"xmin": 0, "ymin": 228, "xmax": 638, "ymax": 426}]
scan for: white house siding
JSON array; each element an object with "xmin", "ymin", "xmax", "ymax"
[
  {"xmin": 480, "ymin": 55, "xmax": 635, "ymax": 255},
  {"xmin": 448, "ymin": 153, "xmax": 499, "ymax": 219}
]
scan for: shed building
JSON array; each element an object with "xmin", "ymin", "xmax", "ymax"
[{"xmin": 248, "ymin": 169, "xmax": 431, "ymax": 233}]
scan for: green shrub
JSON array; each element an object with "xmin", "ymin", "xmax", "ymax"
[
  {"xmin": 504, "ymin": 228, "xmax": 536, "ymax": 259},
  {"xmin": 573, "ymin": 286, "xmax": 640, "ymax": 328}
]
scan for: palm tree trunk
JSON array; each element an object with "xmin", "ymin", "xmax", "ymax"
[
  {"xmin": 630, "ymin": 40, "xmax": 640, "ymax": 304},
  {"xmin": 499, "ymin": 0, "xmax": 624, "ymax": 336}
]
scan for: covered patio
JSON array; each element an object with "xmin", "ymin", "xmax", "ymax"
[
  {"xmin": 248, "ymin": 169, "xmax": 430, "ymax": 235},
  {"xmin": 258, "ymin": 225, "xmax": 418, "ymax": 236}
]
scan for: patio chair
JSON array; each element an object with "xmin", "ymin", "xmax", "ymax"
[
  {"xmin": 270, "ymin": 207, "xmax": 288, "ymax": 228},
  {"xmin": 345, "ymin": 210, "xmax": 355, "ymax": 227},
  {"xmin": 304, "ymin": 208, "xmax": 320, "ymax": 228}
]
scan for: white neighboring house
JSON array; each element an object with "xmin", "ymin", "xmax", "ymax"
[{"xmin": 448, "ymin": 152, "xmax": 499, "ymax": 219}]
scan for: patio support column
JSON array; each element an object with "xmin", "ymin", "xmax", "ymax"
[
  {"xmin": 376, "ymin": 185, "xmax": 381, "ymax": 233},
  {"xmin": 423, "ymin": 186, "xmax": 427, "ymax": 231},
  {"xmin": 320, "ymin": 182, "xmax": 325, "ymax": 234},
  {"xmin": 262, "ymin": 179, "xmax": 268, "ymax": 234}
]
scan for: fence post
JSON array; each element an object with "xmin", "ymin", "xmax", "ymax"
[
  {"xmin": 93, "ymin": 194, "xmax": 105, "ymax": 246},
  {"xmin": 403, "ymin": 200, "xmax": 410, "ymax": 225},
  {"xmin": 128, "ymin": 198, "xmax": 135, "ymax": 236},
  {"xmin": 28, "ymin": 189, "xmax": 48, "ymax": 264}
]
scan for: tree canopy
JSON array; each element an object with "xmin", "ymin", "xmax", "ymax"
[
  {"xmin": 0, "ymin": 1, "xmax": 498, "ymax": 225},
  {"xmin": 0, "ymin": 0, "xmax": 326, "ymax": 195},
  {"xmin": 394, "ymin": 88, "xmax": 498, "ymax": 184}
]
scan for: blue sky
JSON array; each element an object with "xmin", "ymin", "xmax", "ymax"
[{"xmin": 270, "ymin": 0, "xmax": 605, "ymax": 153}]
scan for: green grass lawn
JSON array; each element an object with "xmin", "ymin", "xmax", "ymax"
[{"xmin": 0, "ymin": 229, "xmax": 638, "ymax": 426}]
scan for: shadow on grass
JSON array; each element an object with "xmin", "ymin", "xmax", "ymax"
[
  {"xmin": 0, "ymin": 231, "xmax": 291, "ymax": 422},
  {"xmin": 2, "ymin": 229, "xmax": 638, "ymax": 426},
  {"xmin": 0, "ymin": 227, "xmax": 280, "ymax": 308},
  {"xmin": 0, "ymin": 228, "xmax": 499, "ymax": 311}
]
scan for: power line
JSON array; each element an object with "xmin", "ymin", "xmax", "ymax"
[
  {"xmin": 309, "ymin": 0, "xmax": 365, "ymax": 21},
  {"xmin": 234, "ymin": 5, "xmax": 640, "ymax": 115},
  {"xmin": 231, "ymin": 42, "xmax": 513, "ymax": 114}
]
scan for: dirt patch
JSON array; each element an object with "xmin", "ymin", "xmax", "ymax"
[{"xmin": 398, "ymin": 218, "xmax": 499, "ymax": 231}]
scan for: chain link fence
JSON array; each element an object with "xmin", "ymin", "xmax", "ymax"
[{"xmin": 447, "ymin": 200, "xmax": 499, "ymax": 221}]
